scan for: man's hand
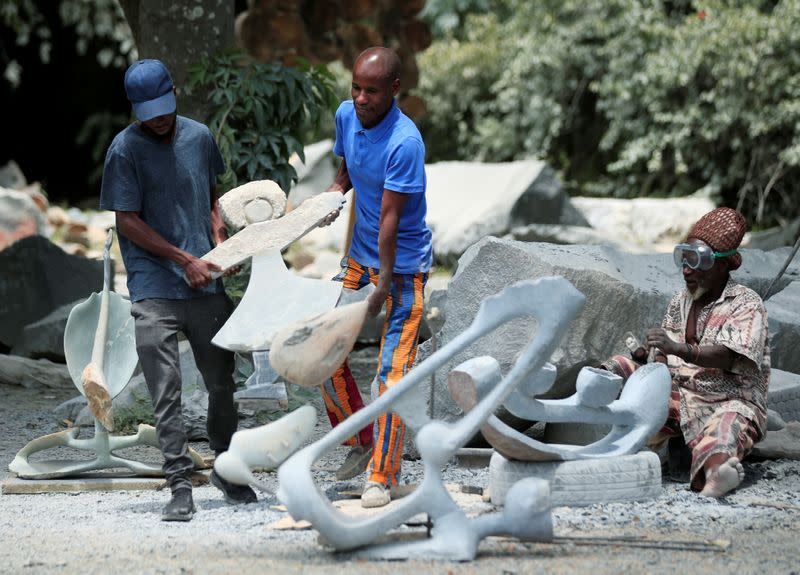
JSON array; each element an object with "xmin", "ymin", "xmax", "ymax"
[
  {"xmin": 183, "ymin": 256, "xmax": 223, "ymax": 289},
  {"xmin": 366, "ymin": 275, "xmax": 404, "ymax": 318},
  {"xmin": 318, "ymin": 207, "xmax": 342, "ymax": 227},
  {"xmin": 646, "ymin": 328, "xmax": 679, "ymax": 356},
  {"xmin": 366, "ymin": 283, "xmax": 389, "ymax": 318}
]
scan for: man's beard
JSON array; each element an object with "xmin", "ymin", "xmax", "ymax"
[{"xmin": 691, "ymin": 285, "xmax": 708, "ymax": 301}]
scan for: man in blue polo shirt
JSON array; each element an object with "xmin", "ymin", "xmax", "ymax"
[
  {"xmin": 321, "ymin": 46, "xmax": 433, "ymax": 508},
  {"xmin": 100, "ymin": 59, "xmax": 256, "ymax": 521}
]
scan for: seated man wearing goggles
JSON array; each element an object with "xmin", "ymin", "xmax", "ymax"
[{"xmin": 602, "ymin": 207, "xmax": 770, "ymax": 498}]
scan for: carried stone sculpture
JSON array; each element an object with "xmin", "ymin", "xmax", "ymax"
[
  {"xmin": 9, "ymin": 229, "xmax": 207, "ymax": 479},
  {"xmin": 211, "ymin": 181, "xmax": 345, "ymax": 403},
  {"xmin": 199, "ymin": 191, "xmax": 345, "ymax": 277},
  {"xmin": 221, "ymin": 277, "xmax": 586, "ymax": 560},
  {"xmin": 212, "ymin": 250, "xmax": 342, "ymax": 353}
]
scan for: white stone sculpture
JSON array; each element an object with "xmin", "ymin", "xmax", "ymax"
[
  {"xmin": 9, "ymin": 230, "xmax": 205, "ymax": 479},
  {"xmin": 448, "ymin": 360, "xmax": 672, "ymax": 461},
  {"xmin": 268, "ymin": 277, "xmax": 585, "ymax": 559},
  {"xmin": 219, "ymin": 276, "xmax": 671, "ymax": 559},
  {"xmin": 200, "ymin": 192, "xmax": 345, "ymax": 276},
  {"xmin": 218, "ymin": 180, "xmax": 287, "ymax": 230},
  {"xmin": 214, "ymin": 405, "xmax": 317, "ymax": 492},
  {"xmin": 212, "ymin": 250, "xmax": 342, "ymax": 352}
]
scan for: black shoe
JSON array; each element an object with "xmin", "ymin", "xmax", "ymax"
[
  {"xmin": 162, "ymin": 488, "xmax": 195, "ymax": 522},
  {"xmin": 210, "ymin": 470, "xmax": 258, "ymax": 505}
]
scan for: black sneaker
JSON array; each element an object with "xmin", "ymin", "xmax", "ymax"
[
  {"xmin": 162, "ymin": 488, "xmax": 196, "ymax": 522},
  {"xmin": 334, "ymin": 444, "xmax": 373, "ymax": 480},
  {"xmin": 210, "ymin": 470, "xmax": 257, "ymax": 505}
]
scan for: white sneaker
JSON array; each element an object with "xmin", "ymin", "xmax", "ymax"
[{"xmin": 360, "ymin": 481, "xmax": 391, "ymax": 508}]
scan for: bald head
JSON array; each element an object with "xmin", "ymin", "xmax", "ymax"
[
  {"xmin": 354, "ymin": 47, "xmax": 401, "ymax": 82},
  {"xmin": 350, "ymin": 46, "xmax": 401, "ymax": 129}
]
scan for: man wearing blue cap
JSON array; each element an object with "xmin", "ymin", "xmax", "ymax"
[{"xmin": 100, "ymin": 59, "xmax": 256, "ymax": 521}]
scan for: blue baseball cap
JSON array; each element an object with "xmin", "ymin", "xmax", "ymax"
[{"xmin": 124, "ymin": 59, "xmax": 177, "ymax": 121}]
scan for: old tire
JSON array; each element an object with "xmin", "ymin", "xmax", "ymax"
[{"xmin": 489, "ymin": 450, "xmax": 662, "ymax": 507}]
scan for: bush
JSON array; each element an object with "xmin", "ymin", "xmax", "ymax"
[
  {"xmin": 187, "ymin": 50, "xmax": 338, "ymax": 194},
  {"xmin": 417, "ymin": 0, "xmax": 800, "ymax": 228}
]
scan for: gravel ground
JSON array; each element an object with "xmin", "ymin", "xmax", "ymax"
[{"xmin": 1, "ymin": 384, "xmax": 799, "ymax": 575}]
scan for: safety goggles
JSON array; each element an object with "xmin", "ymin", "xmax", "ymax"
[{"xmin": 673, "ymin": 243, "xmax": 737, "ymax": 271}]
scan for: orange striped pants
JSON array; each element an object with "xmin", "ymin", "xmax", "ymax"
[{"xmin": 321, "ymin": 257, "xmax": 427, "ymax": 486}]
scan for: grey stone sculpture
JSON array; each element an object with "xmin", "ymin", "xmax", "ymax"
[
  {"xmin": 448, "ymin": 360, "xmax": 672, "ymax": 461},
  {"xmin": 9, "ymin": 230, "xmax": 203, "ymax": 479},
  {"xmin": 223, "ymin": 277, "xmax": 586, "ymax": 560}
]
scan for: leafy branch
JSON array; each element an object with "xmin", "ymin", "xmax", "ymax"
[{"xmin": 187, "ymin": 50, "xmax": 338, "ymax": 194}]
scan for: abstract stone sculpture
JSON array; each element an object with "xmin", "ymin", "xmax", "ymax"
[
  {"xmin": 268, "ymin": 277, "xmax": 585, "ymax": 560},
  {"xmin": 9, "ymin": 229, "xmax": 203, "ymax": 479},
  {"xmin": 218, "ymin": 179, "xmax": 287, "ymax": 230},
  {"xmin": 212, "ymin": 250, "xmax": 342, "ymax": 352},
  {"xmin": 214, "ymin": 404, "xmax": 317, "ymax": 492},
  {"xmin": 76, "ymin": 230, "xmax": 119, "ymax": 430},
  {"xmin": 269, "ymin": 299, "xmax": 369, "ymax": 389},
  {"xmin": 448, "ymin": 360, "xmax": 671, "ymax": 461},
  {"xmin": 199, "ymin": 192, "xmax": 345, "ymax": 276}
]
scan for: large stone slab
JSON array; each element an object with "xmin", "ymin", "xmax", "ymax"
[
  {"xmin": 286, "ymin": 139, "xmax": 337, "ymax": 211},
  {"xmin": 0, "ymin": 235, "xmax": 105, "ymax": 349},
  {"xmin": 417, "ymin": 237, "xmax": 799, "ymax": 422},
  {"xmin": 768, "ymin": 369, "xmax": 800, "ymax": 423},
  {"xmin": 570, "ymin": 195, "xmax": 715, "ymax": 249},
  {"xmin": 0, "ymin": 355, "xmax": 73, "ymax": 389},
  {"xmin": 750, "ymin": 421, "xmax": 800, "ymax": 460},
  {"xmin": 765, "ymin": 275, "xmax": 800, "ymax": 374},
  {"xmin": 425, "ymin": 160, "xmax": 588, "ymax": 263}
]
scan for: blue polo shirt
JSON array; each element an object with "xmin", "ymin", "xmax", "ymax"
[
  {"xmin": 99, "ymin": 116, "xmax": 226, "ymax": 301},
  {"xmin": 334, "ymin": 100, "xmax": 432, "ymax": 274}
]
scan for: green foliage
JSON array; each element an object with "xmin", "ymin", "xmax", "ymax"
[
  {"xmin": 418, "ymin": 0, "xmax": 800, "ymax": 227},
  {"xmin": 419, "ymin": 0, "xmax": 493, "ymax": 37},
  {"xmin": 0, "ymin": 0, "xmax": 133, "ymax": 87},
  {"xmin": 187, "ymin": 51, "xmax": 339, "ymax": 194}
]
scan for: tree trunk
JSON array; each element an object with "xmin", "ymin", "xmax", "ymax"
[{"xmin": 119, "ymin": 0, "xmax": 235, "ymax": 123}]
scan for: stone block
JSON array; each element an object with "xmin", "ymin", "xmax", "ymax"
[
  {"xmin": 0, "ymin": 235, "xmax": 105, "ymax": 349},
  {"xmin": 10, "ymin": 300, "xmax": 82, "ymax": 362}
]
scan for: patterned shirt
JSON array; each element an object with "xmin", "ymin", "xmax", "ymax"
[{"xmin": 661, "ymin": 280, "xmax": 770, "ymax": 443}]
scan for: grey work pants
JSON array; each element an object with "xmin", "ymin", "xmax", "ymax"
[{"xmin": 131, "ymin": 294, "xmax": 236, "ymax": 491}]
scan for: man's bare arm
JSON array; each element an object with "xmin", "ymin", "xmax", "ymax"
[
  {"xmin": 210, "ymin": 186, "xmax": 229, "ymax": 245},
  {"xmin": 318, "ymin": 159, "xmax": 351, "ymax": 227},
  {"xmin": 115, "ymin": 211, "xmax": 221, "ymax": 289},
  {"xmin": 367, "ymin": 189, "xmax": 407, "ymax": 318},
  {"xmin": 328, "ymin": 158, "xmax": 352, "ymax": 194},
  {"xmin": 646, "ymin": 327, "xmax": 737, "ymax": 370}
]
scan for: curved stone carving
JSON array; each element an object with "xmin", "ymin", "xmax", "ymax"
[
  {"xmin": 201, "ymin": 192, "xmax": 345, "ymax": 276},
  {"xmin": 212, "ymin": 250, "xmax": 342, "ymax": 352},
  {"xmin": 218, "ymin": 180, "xmax": 287, "ymax": 230},
  {"xmin": 448, "ymin": 360, "xmax": 671, "ymax": 461},
  {"xmin": 9, "ymin": 230, "xmax": 192, "ymax": 480},
  {"xmin": 268, "ymin": 299, "xmax": 369, "ymax": 388},
  {"xmin": 214, "ymin": 405, "xmax": 317, "ymax": 492},
  {"xmin": 271, "ymin": 277, "xmax": 585, "ymax": 559}
]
